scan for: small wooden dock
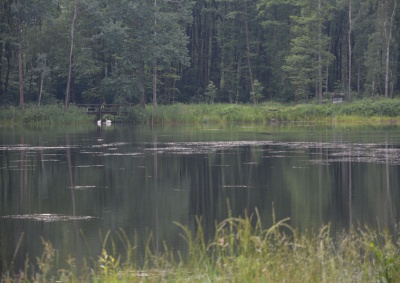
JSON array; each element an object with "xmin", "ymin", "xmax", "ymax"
[
  {"xmin": 77, "ymin": 104, "xmax": 128, "ymax": 120},
  {"xmin": 332, "ymin": 92, "xmax": 344, "ymax": 104}
]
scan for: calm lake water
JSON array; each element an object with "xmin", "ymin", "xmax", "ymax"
[{"xmin": 1, "ymin": 123, "xmax": 400, "ymax": 271}]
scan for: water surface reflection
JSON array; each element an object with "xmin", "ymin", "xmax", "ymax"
[{"xmin": 0, "ymin": 124, "xmax": 399, "ymax": 271}]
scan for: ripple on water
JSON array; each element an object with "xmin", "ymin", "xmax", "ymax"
[{"xmin": 1, "ymin": 214, "xmax": 96, "ymax": 222}]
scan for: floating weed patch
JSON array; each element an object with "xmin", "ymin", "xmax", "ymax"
[{"xmin": 130, "ymin": 140, "xmax": 400, "ymax": 166}]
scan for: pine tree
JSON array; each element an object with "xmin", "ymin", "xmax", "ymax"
[{"xmin": 283, "ymin": 0, "xmax": 334, "ymax": 102}]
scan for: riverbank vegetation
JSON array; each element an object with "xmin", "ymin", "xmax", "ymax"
[
  {"xmin": 2, "ymin": 215, "xmax": 400, "ymax": 282},
  {"xmin": 0, "ymin": 104, "xmax": 92, "ymax": 126},
  {"xmin": 2, "ymin": 98, "xmax": 400, "ymax": 125},
  {"xmin": 144, "ymin": 98, "xmax": 400, "ymax": 124}
]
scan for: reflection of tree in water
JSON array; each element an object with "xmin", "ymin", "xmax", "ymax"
[
  {"xmin": 188, "ymin": 153, "xmax": 220, "ymax": 239},
  {"xmin": 315, "ymin": 141, "xmax": 400, "ymax": 235},
  {"xmin": 187, "ymin": 146, "xmax": 262, "ymax": 240},
  {"xmin": 384, "ymin": 137, "xmax": 397, "ymax": 237},
  {"xmin": 2, "ymin": 126, "xmax": 400, "ymax": 272},
  {"xmin": 329, "ymin": 155, "xmax": 352, "ymax": 228},
  {"xmin": 66, "ymin": 135, "xmax": 76, "ymax": 217}
]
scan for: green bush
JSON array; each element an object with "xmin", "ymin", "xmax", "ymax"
[{"xmin": 116, "ymin": 105, "xmax": 149, "ymax": 123}]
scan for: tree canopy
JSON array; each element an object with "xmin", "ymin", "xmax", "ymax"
[{"xmin": 0, "ymin": 0, "xmax": 399, "ymax": 108}]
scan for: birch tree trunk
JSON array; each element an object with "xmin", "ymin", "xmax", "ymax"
[
  {"xmin": 384, "ymin": 0, "xmax": 396, "ymax": 98},
  {"xmin": 38, "ymin": 67, "xmax": 45, "ymax": 106},
  {"xmin": 65, "ymin": 0, "xmax": 77, "ymax": 110},
  {"xmin": 153, "ymin": 0, "xmax": 158, "ymax": 109},
  {"xmin": 317, "ymin": 0, "xmax": 323, "ymax": 104},
  {"xmin": 16, "ymin": 0, "xmax": 24, "ymax": 111},
  {"xmin": 153, "ymin": 61, "xmax": 157, "ymax": 109},
  {"xmin": 18, "ymin": 30, "xmax": 24, "ymax": 111},
  {"xmin": 243, "ymin": 0, "xmax": 254, "ymax": 99},
  {"xmin": 348, "ymin": 0, "xmax": 352, "ymax": 102},
  {"xmin": 140, "ymin": 61, "xmax": 145, "ymax": 108}
]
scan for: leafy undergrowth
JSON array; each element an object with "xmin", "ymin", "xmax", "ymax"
[{"xmin": 2, "ymin": 212, "xmax": 400, "ymax": 282}]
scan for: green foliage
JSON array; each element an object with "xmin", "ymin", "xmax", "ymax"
[
  {"xmin": 250, "ymin": 79, "xmax": 264, "ymax": 104},
  {"xmin": 117, "ymin": 106, "xmax": 149, "ymax": 123},
  {"xmin": 0, "ymin": 0, "xmax": 400, "ymax": 106},
  {"xmin": 35, "ymin": 238, "xmax": 56, "ymax": 282},
  {"xmin": 283, "ymin": 0, "xmax": 334, "ymax": 101},
  {"xmin": 370, "ymin": 237, "xmax": 400, "ymax": 283},
  {"xmin": 204, "ymin": 81, "xmax": 217, "ymax": 104}
]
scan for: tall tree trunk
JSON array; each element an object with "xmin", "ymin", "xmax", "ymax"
[
  {"xmin": 348, "ymin": 0, "xmax": 352, "ymax": 102},
  {"xmin": 0, "ymin": 2, "xmax": 4, "ymax": 100},
  {"xmin": 65, "ymin": 0, "xmax": 77, "ymax": 110},
  {"xmin": 153, "ymin": 62, "xmax": 157, "ymax": 108},
  {"xmin": 207, "ymin": 15, "xmax": 212, "ymax": 87},
  {"xmin": 357, "ymin": 63, "xmax": 360, "ymax": 93},
  {"xmin": 17, "ymin": 9, "xmax": 24, "ymax": 111},
  {"xmin": 3, "ymin": 1, "xmax": 12, "ymax": 99},
  {"xmin": 390, "ymin": 70, "xmax": 394, "ymax": 98},
  {"xmin": 5, "ymin": 42, "xmax": 11, "ymax": 96},
  {"xmin": 172, "ymin": 77, "xmax": 176, "ymax": 103},
  {"xmin": 153, "ymin": 0, "xmax": 157, "ymax": 109},
  {"xmin": 28, "ymin": 61, "xmax": 33, "ymax": 99},
  {"xmin": 384, "ymin": 0, "xmax": 396, "ymax": 98},
  {"xmin": 317, "ymin": 54, "xmax": 322, "ymax": 103},
  {"xmin": 38, "ymin": 56, "xmax": 46, "ymax": 106},
  {"xmin": 0, "ymin": 42, "xmax": 3, "ymax": 100},
  {"xmin": 371, "ymin": 77, "xmax": 375, "ymax": 98},
  {"xmin": 140, "ymin": 61, "xmax": 145, "ymax": 108},
  {"xmin": 243, "ymin": 0, "xmax": 254, "ymax": 99},
  {"xmin": 38, "ymin": 73, "xmax": 44, "ymax": 106},
  {"xmin": 317, "ymin": 0, "xmax": 322, "ymax": 104}
]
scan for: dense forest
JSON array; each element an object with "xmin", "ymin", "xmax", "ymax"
[{"xmin": 0, "ymin": 0, "xmax": 399, "ymax": 110}]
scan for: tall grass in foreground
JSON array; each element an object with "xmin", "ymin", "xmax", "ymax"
[
  {"xmin": 2, "ymin": 214, "xmax": 400, "ymax": 282},
  {"xmin": 0, "ymin": 104, "xmax": 93, "ymax": 125}
]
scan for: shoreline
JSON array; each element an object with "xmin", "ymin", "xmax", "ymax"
[{"xmin": 1, "ymin": 99, "xmax": 400, "ymax": 126}]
